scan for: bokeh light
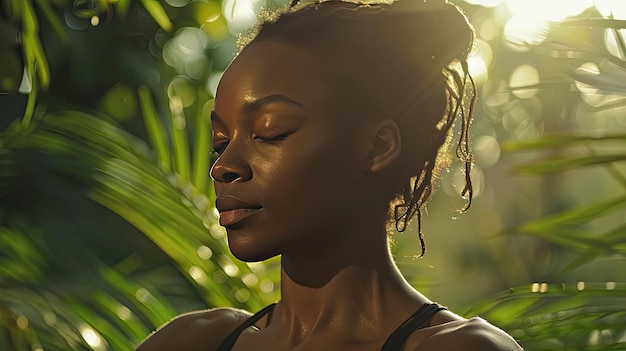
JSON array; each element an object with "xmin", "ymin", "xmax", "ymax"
[
  {"xmin": 80, "ymin": 326, "xmax": 106, "ymax": 351},
  {"xmin": 163, "ymin": 27, "xmax": 211, "ymax": 79},
  {"xmin": 165, "ymin": 0, "xmax": 191, "ymax": 7},
  {"xmin": 509, "ymin": 64, "xmax": 540, "ymax": 99},
  {"xmin": 473, "ymin": 135, "xmax": 501, "ymax": 168},
  {"xmin": 207, "ymin": 71, "xmax": 224, "ymax": 98},
  {"xmin": 168, "ymin": 76, "xmax": 197, "ymax": 108},
  {"xmin": 503, "ymin": 16, "xmax": 548, "ymax": 51},
  {"xmin": 222, "ymin": 0, "xmax": 262, "ymax": 34},
  {"xmin": 468, "ymin": 39, "xmax": 493, "ymax": 84},
  {"xmin": 197, "ymin": 245, "xmax": 214, "ymax": 259},
  {"xmin": 242, "ymin": 272, "xmax": 259, "ymax": 286}
]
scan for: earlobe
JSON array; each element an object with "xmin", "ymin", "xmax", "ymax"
[{"xmin": 369, "ymin": 119, "xmax": 402, "ymax": 172}]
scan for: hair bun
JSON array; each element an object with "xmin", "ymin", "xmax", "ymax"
[{"xmin": 384, "ymin": 0, "xmax": 474, "ymax": 66}]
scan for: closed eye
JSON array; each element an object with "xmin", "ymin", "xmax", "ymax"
[{"xmin": 254, "ymin": 132, "xmax": 292, "ymax": 144}]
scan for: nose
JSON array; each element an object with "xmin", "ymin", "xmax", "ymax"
[{"xmin": 210, "ymin": 143, "xmax": 252, "ymax": 183}]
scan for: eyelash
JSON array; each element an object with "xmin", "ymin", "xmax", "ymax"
[
  {"xmin": 211, "ymin": 132, "xmax": 292, "ymax": 161},
  {"xmin": 254, "ymin": 133, "xmax": 290, "ymax": 144}
]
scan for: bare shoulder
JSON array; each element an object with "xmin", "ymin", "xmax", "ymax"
[
  {"xmin": 135, "ymin": 307, "xmax": 251, "ymax": 351},
  {"xmin": 417, "ymin": 317, "xmax": 523, "ymax": 351}
]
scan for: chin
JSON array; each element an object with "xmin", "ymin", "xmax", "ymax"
[{"xmin": 227, "ymin": 234, "xmax": 281, "ymax": 262}]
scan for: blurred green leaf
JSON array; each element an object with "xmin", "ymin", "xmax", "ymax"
[
  {"xmin": 517, "ymin": 196, "xmax": 626, "ymax": 235},
  {"xmin": 138, "ymin": 86, "xmax": 171, "ymax": 172},
  {"xmin": 138, "ymin": 0, "xmax": 173, "ymax": 32},
  {"xmin": 467, "ymin": 283, "xmax": 626, "ymax": 351},
  {"xmin": 503, "ymin": 135, "xmax": 626, "ymax": 152},
  {"xmin": 515, "ymin": 154, "xmax": 626, "ymax": 174}
]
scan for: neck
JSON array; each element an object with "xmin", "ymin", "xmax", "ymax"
[{"xmin": 272, "ymin": 226, "xmax": 427, "ymax": 346}]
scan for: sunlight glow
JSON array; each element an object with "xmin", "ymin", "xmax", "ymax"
[
  {"xmin": 463, "ymin": 0, "xmax": 505, "ymax": 7},
  {"xmin": 222, "ymin": 262, "xmax": 239, "ymax": 277},
  {"xmin": 466, "ymin": 0, "xmax": 626, "ymax": 23},
  {"xmin": 468, "ymin": 40, "xmax": 492, "ymax": 85},
  {"xmin": 503, "ymin": 16, "xmax": 548, "ymax": 51},
  {"xmin": 595, "ymin": 0, "xmax": 626, "ymax": 18},
  {"xmin": 505, "ymin": 0, "xmax": 590, "ymax": 22},
  {"xmin": 469, "ymin": 0, "xmax": 626, "ymax": 56},
  {"xmin": 80, "ymin": 326, "xmax": 106, "ymax": 351},
  {"xmin": 220, "ymin": 256, "xmax": 240, "ymax": 277},
  {"xmin": 532, "ymin": 282, "xmax": 549, "ymax": 293},
  {"xmin": 467, "ymin": 55, "xmax": 488, "ymax": 84}
]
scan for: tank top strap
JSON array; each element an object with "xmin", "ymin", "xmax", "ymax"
[
  {"xmin": 380, "ymin": 303, "xmax": 447, "ymax": 351},
  {"xmin": 215, "ymin": 303, "xmax": 277, "ymax": 351}
]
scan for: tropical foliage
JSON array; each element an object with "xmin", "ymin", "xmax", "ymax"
[
  {"xmin": 468, "ymin": 14, "xmax": 626, "ymax": 350},
  {"xmin": 0, "ymin": 0, "xmax": 625, "ymax": 350}
]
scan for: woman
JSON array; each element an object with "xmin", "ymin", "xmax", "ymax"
[{"xmin": 137, "ymin": 0, "xmax": 523, "ymax": 350}]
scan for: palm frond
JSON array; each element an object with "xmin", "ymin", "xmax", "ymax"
[{"xmin": 467, "ymin": 282, "xmax": 626, "ymax": 351}]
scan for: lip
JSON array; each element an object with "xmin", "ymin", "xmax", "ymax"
[{"xmin": 216, "ymin": 196, "xmax": 262, "ymax": 227}]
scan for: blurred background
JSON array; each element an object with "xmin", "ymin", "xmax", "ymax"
[{"xmin": 1, "ymin": 0, "xmax": 625, "ymax": 350}]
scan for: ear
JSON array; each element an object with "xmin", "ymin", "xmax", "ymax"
[{"xmin": 368, "ymin": 119, "xmax": 402, "ymax": 172}]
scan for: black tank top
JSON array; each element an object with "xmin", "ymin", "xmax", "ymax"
[{"xmin": 216, "ymin": 302, "xmax": 446, "ymax": 350}]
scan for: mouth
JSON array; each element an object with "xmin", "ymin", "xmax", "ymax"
[
  {"xmin": 216, "ymin": 196, "xmax": 263, "ymax": 227},
  {"xmin": 218, "ymin": 208, "xmax": 263, "ymax": 227}
]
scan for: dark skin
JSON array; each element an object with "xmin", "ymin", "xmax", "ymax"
[{"xmin": 136, "ymin": 40, "xmax": 523, "ymax": 351}]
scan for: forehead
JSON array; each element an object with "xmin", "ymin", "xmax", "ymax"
[{"xmin": 214, "ymin": 40, "xmax": 334, "ymax": 115}]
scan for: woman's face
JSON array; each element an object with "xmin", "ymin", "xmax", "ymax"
[{"xmin": 210, "ymin": 40, "xmax": 376, "ymax": 262}]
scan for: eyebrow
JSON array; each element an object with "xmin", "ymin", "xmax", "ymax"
[
  {"xmin": 210, "ymin": 94, "xmax": 305, "ymax": 122},
  {"xmin": 242, "ymin": 94, "xmax": 305, "ymax": 114}
]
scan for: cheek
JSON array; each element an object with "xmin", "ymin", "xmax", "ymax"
[{"xmin": 257, "ymin": 134, "xmax": 363, "ymax": 217}]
